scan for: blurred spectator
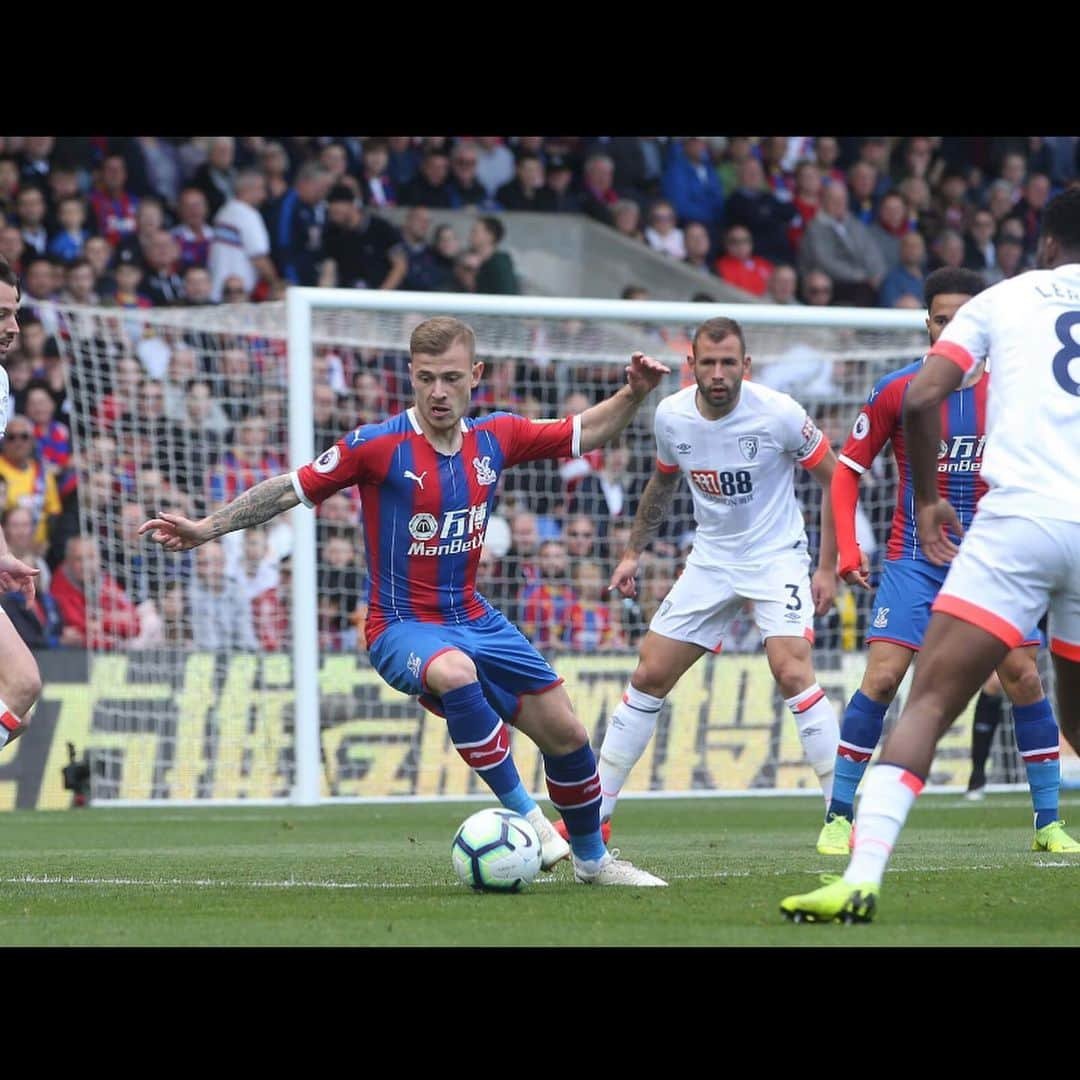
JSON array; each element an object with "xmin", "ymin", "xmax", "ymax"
[
  {"xmin": 716, "ymin": 136, "xmax": 755, "ymax": 196},
  {"xmin": 317, "ymin": 530, "xmax": 364, "ymax": 652},
  {"xmin": 229, "ymin": 525, "xmax": 280, "ymax": 604},
  {"xmin": 786, "ymin": 161, "xmax": 824, "ymax": 254},
  {"xmin": 19, "ymin": 256, "xmax": 60, "ymax": 335},
  {"xmin": 190, "ymin": 137, "xmax": 236, "ymax": 219},
  {"xmin": 130, "ymin": 137, "xmax": 184, "ymax": 207},
  {"xmin": 899, "ymin": 136, "xmax": 938, "ymax": 185},
  {"xmin": 82, "ymin": 235, "xmax": 111, "ymax": 284},
  {"xmin": 767, "ymin": 263, "xmax": 800, "ymax": 304},
  {"xmin": 567, "ymin": 436, "xmax": 633, "ymax": 533},
  {"xmin": 496, "ymin": 153, "xmax": 556, "ymax": 212},
  {"xmin": 474, "ymin": 137, "xmax": 516, "ymax": 199},
  {"xmin": 801, "ymin": 268, "xmax": 834, "ymax": 306},
  {"xmin": 252, "ymin": 554, "xmax": 290, "ymax": 652},
  {"xmin": 114, "ymin": 196, "xmax": 168, "ymax": 267},
  {"xmin": 661, "ymin": 137, "xmax": 724, "ymax": 234},
  {"xmin": 760, "ymin": 136, "xmax": 794, "ymax": 201},
  {"xmin": 580, "ymin": 153, "xmax": 620, "ymax": 226},
  {"xmin": 449, "ymin": 251, "xmax": 480, "ymax": 293},
  {"xmin": 928, "ymin": 228, "xmax": 965, "ymax": 273},
  {"xmin": 470, "ymin": 216, "xmax": 519, "ymax": 295},
  {"xmin": 208, "ymin": 412, "xmax": 285, "ymax": 508},
  {"xmin": 25, "ymin": 382, "xmax": 71, "ymax": 470},
  {"xmin": 847, "ymin": 161, "xmax": 879, "ymax": 226},
  {"xmin": 878, "ymin": 231, "xmax": 926, "ymax": 308},
  {"xmin": 544, "ymin": 155, "xmax": 581, "ymax": 214},
  {"xmin": 89, "ymin": 153, "xmax": 139, "ymax": 248},
  {"xmin": 983, "ymin": 233, "xmax": 1025, "ymax": 286},
  {"xmin": 867, "ymin": 191, "xmax": 910, "ymax": 272},
  {"xmin": 318, "ymin": 142, "xmax": 351, "ymax": 190},
  {"xmin": 141, "ymin": 231, "xmax": 184, "ymax": 306},
  {"xmin": 520, "ymin": 538, "xmax": 574, "ymax": 650},
  {"xmin": 181, "ymin": 265, "xmax": 214, "ymax": 305},
  {"xmin": 935, "ymin": 171, "xmax": 970, "ymax": 233},
  {"xmin": 814, "ymin": 136, "xmax": 846, "ymax": 186},
  {"xmin": 160, "ymin": 377, "xmax": 226, "ymax": 511},
  {"xmin": 0, "ymin": 414, "xmax": 60, "ymax": 548},
  {"xmin": 725, "ymin": 157, "xmax": 796, "ymax": 264},
  {"xmin": 0, "ymin": 569, "xmax": 61, "ymax": 649},
  {"xmin": 985, "ymin": 178, "xmax": 1015, "ymax": 226},
  {"xmin": 217, "ymin": 348, "xmax": 255, "ymax": 424},
  {"xmin": 682, "ymin": 221, "xmax": 714, "ymax": 275},
  {"xmin": 359, "ymin": 138, "xmax": 396, "ymax": 208},
  {"xmin": 271, "ymin": 162, "xmax": 332, "ymax": 286},
  {"xmin": 565, "ymin": 560, "xmax": 622, "ymax": 653},
  {"xmin": 159, "ymin": 579, "xmax": 192, "ymax": 646},
  {"xmin": 1009, "ymin": 172, "xmax": 1051, "ymax": 260},
  {"xmin": 0, "ymin": 154, "xmax": 19, "ymax": 219},
  {"xmin": 856, "ymin": 138, "xmax": 894, "ymax": 199},
  {"xmin": 798, "ymin": 181, "xmax": 885, "ymax": 306},
  {"xmin": 430, "ymin": 224, "xmax": 460, "ymax": 290},
  {"xmin": 208, "ymin": 169, "xmax": 278, "ymax": 303},
  {"xmin": 998, "ymin": 150, "xmax": 1027, "ymax": 204},
  {"xmin": 644, "ymin": 199, "xmax": 686, "ymax": 259},
  {"xmin": 398, "ymin": 206, "xmax": 443, "ymax": 292},
  {"xmin": 260, "ymin": 141, "xmax": 292, "ymax": 207},
  {"xmin": 319, "ymin": 185, "xmax": 406, "ymax": 291},
  {"xmin": 447, "ymin": 142, "xmax": 490, "ymax": 209},
  {"xmin": 48, "ymin": 197, "xmax": 91, "ymax": 263},
  {"xmin": 398, "ymin": 150, "xmax": 453, "ymax": 209},
  {"xmin": 963, "ymin": 207, "xmax": 997, "ymax": 273},
  {"xmin": 170, "ymin": 187, "xmax": 214, "ymax": 271},
  {"xmin": 715, "ymin": 225, "xmax": 774, "ymax": 297},
  {"xmin": 612, "ymin": 199, "xmax": 644, "ymax": 244},
  {"xmin": 188, "ymin": 540, "xmax": 257, "ymax": 651},
  {"xmin": 562, "ymin": 513, "xmax": 599, "ymax": 563},
  {"xmin": 491, "ymin": 509, "xmax": 541, "ymax": 624},
  {"xmin": 386, "ymin": 137, "xmax": 421, "ymax": 188},
  {"xmin": 15, "ymin": 186, "xmax": 49, "ymax": 257},
  {"xmin": 52, "ymin": 534, "xmax": 140, "ymax": 650},
  {"xmin": 1, "ymin": 505, "xmax": 51, "ymax": 593},
  {"xmin": 58, "ymin": 256, "xmax": 100, "ymax": 305},
  {"xmin": 0, "ymin": 225, "xmax": 24, "ymax": 275}
]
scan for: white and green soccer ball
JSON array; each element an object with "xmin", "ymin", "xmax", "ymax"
[{"xmin": 451, "ymin": 808, "xmax": 542, "ymax": 892}]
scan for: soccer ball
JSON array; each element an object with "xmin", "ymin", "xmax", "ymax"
[{"xmin": 451, "ymin": 808, "xmax": 542, "ymax": 892}]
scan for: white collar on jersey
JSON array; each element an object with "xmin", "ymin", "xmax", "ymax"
[{"xmin": 406, "ymin": 406, "xmax": 468, "ymax": 435}]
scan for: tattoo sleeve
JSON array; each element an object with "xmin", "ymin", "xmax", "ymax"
[
  {"xmin": 625, "ymin": 469, "xmax": 681, "ymax": 556},
  {"xmin": 204, "ymin": 474, "xmax": 300, "ymax": 539}
]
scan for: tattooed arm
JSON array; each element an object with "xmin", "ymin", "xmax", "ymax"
[
  {"xmin": 608, "ymin": 467, "xmax": 682, "ymax": 597},
  {"xmin": 137, "ymin": 474, "xmax": 300, "ymax": 552}
]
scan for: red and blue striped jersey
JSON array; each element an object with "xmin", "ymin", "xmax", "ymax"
[
  {"xmin": 839, "ymin": 358, "xmax": 989, "ymax": 562},
  {"xmin": 293, "ymin": 407, "xmax": 581, "ymax": 646}
]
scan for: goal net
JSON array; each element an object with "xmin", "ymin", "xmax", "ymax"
[{"xmin": 38, "ymin": 291, "xmax": 1041, "ymax": 805}]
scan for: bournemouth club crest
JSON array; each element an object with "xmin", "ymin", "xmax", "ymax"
[{"xmin": 738, "ymin": 436, "xmax": 759, "ymax": 462}]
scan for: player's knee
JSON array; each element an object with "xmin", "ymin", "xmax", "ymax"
[
  {"xmin": 423, "ymin": 650, "xmax": 478, "ymax": 695},
  {"xmin": 862, "ymin": 666, "xmax": 903, "ymax": 703},
  {"xmin": 3, "ymin": 664, "xmax": 42, "ymax": 717},
  {"xmin": 630, "ymin": 661, "xmax": 670, "ymax": 699},
  {"xmin": 547, "ymin": 716, "xmax": 589, "ymax": 757},
  {"xmin": 998, "ymin": 660, "xmax": 1043, "ymax": 706},
  {"xmin": 769, "ymin": 656, "xmax": 813, "ymax": 699}
]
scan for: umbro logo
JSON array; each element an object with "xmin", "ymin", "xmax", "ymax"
[
  {"xmin": 676, "ymin": 442, "xmax": 692, "ymax": 454},
  {"xmin": 404, "ymin": 469, "xmax": 427, "ymax": 490}
]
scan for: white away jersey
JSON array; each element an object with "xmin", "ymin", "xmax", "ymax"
[
  {"xmin": 653, "ymin": 381, "xmax": 828, "ymax": 565},
  {"xmin": 931, "ymin": 263, "xmax": 1080, "ymax": 522}
]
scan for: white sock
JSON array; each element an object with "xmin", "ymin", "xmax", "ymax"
[
  {"xmin": 845, "ymin": 763, "xmax": 924, "ymax": 887},
  {"xmin": 598, "ymin": 684, "xmax": 664, "ymax": 822},
  {"xmin": 785, "ymin": 684, "xmax": 840, "ymax": 804}
]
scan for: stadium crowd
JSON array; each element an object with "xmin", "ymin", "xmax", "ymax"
[{"xmin": 1, "ymin": 135, "xmax": 1076, "ymax": 657}]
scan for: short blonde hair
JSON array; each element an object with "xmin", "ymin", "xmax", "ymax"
[{"xmin": 409, "ymin": 316, "xmax": 476, "ymax": 360}]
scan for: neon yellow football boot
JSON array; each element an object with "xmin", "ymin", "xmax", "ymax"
[
  {"xmin": 816, "ymin": 814, "xmax": 853, "ymax": 855},
  {"xmin": 780, "ymin": 874, "xmax": 879, "ymax": 924},
  {"xmin": 1032, "ymin": 819, "xmax": 1080, "ymax": 853}
]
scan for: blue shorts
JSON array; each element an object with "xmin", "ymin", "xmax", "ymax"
[
  {"xmin": 367, "ymin": 608, "xmax": 563, "ymax": 723},
  {"xmin": 867, "ymin": 559, "xmax": 1043, "ymax": 651}
]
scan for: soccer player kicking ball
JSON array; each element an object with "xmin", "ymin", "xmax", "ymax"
[
  {"xmin": 781, "ymin": 188, "xmax": 1080, "ymax": 923},
  {"xmin": 0, "ymin": 256, "xmax": 44, "ymax": 752},
  {"xmin": 814, "ymin": 267, "xmax": 1078, "ymax": 859},
  {"xmin": 587, "ymin": 317, "xmax": 842, "ymax": 827},
  {"xmin": 140, "ymin": 316, "xmax": 668, "ymax": 887}
]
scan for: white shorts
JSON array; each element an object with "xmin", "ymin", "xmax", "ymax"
[
  {"xmin": 648, "ymin": 548, "xmax": 815, "ymax": 652},
  {"xmin": 933, "ymin": 511, "xmax": 1080, "ymax": 659}
]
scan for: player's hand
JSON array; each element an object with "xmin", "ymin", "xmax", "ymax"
[
  {"xmin": 0, "ymin": 554, "xmax": 39, "ymax": 602},
  {"xmin": 137, "ymin": 511, "xmax": 210, "ymax": 552},
  {"xmin": 625, "ymin": 352, "xmax": 671, "ymax": 400},
  {"xmin": 608, "ymin": 555, "xmax": 641, "ymax": 598},
  {"xmin": 839, "ymin": 546, "xmax": 872, "ymax": 591},
  {"xmin": 811, "ymin": 565, "xmax": 838, "ymax": 615},
  {"xmin": 917, "ymin": 498, "xmax": 963, "ymax": 566}
]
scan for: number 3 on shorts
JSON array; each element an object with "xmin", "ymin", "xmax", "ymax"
[{"xmin": 785, "ymin": 583, "xmax": 802, "ymax": 611}]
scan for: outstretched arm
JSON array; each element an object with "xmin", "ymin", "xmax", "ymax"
[
  {"xmin": 578, "ymin": 352, "xmax": 670, "ymax": 453},
  {"xmin": 138, "ymin": 473, "xmax": 300, "ymax": 552},
  {"xmin": 608, "ymin": 466, "xmax": 682, "ymax": 597}
]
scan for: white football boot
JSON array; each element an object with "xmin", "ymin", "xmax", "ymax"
[
  {"xmin": 573, "ymin": 849, "xmax": 668, "ymax": 887},
  {"xmin": 524, "ymin": 808, "xmax": 571, "ymax": 871}
]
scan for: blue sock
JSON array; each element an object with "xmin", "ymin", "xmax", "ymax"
[
  {"xmin": 443, "ymin": 683, "xmax": 537, "ymax": 816},
  {"xmin": 1012, "ymin": 698, "xmax": 1060, "ymax": 830},
  {"xmin": 544, "ymin": 743, "xmax": 605, "ymax": 861},
  {"xmin": 828, "ymin": 690, "xmax": 889, "ymax": 822}
]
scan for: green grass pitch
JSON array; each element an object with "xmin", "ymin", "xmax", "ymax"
[{"xmin": 2, "ymin": 793, "xmax": 1079, "ymax": 946}]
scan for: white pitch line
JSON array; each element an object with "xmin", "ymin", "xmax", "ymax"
[{"xmin": 1, "ymin": 860, "xmax": 1077, "ymax": 891}]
